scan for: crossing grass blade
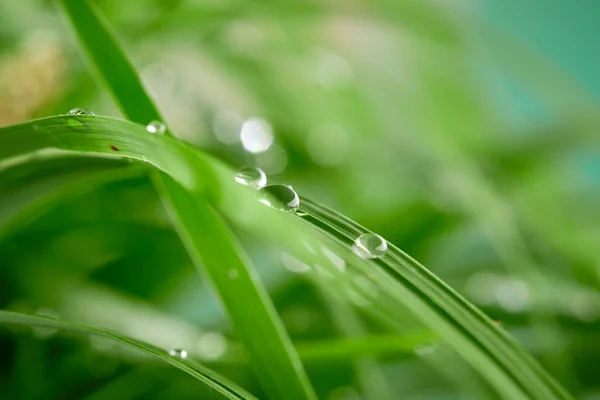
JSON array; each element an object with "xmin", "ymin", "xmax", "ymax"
[
  {"xmin": 0, "ymin": 116, "xmax": 573, "ymax": 399},
  {"xmin": 56, "ymin": 1, "xmax": 317, "ymax": 399},
  {"xmin": 0, "ymin": 310, "xmax": 258, "ymax": 400}
]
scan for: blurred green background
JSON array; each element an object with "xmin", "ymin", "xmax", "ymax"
[{"xmin": 1, "ymin": 0, "xmax": 600, "ymax": 399}]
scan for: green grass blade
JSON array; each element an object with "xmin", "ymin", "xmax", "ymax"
[
  {"xmin": 0, "ymin": 116, "xmax": 573, "ymax": 399},
  {"xmin": 55, "ymin": 1, "xmax": 316, "ymax": 398},
  {"xmin": 299, "ymin": 198, "xmax": 573, "ymax": 400},
  {"xmin": 58, "ymin": 0, "xmax": 163, "ymax": 127},
  {"xmin": 156, "ymin": 176, "xmax": 317, "ymax": 400},
  {"xmin": 0, "ymin": 310, "xmax": 257, "ymax": 400}
]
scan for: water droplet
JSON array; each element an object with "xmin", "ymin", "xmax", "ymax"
[
  {"xmin": 257, "ymin": 184, "xmax": 299, "ymax": 212},
  {"xmin": 240, "ymin": 117, "xmax": 273, "ymax": 153},
  {"xmin": 228, "ymin": 269, "xmax": 239, "ymax": 279},
  {"xmin": 234, "ymin": 166, "xmax": 267, "ymax": 189},
  {"xmin": 168, "ymin": 348, "xmax": 188, "ymax": 359},
  {"xmin": 352, "ymin": 233, "xmax": 387, "ymax": 259},
  {"xmin": 146, "ymin": 120, "xmax": 166, "ymax": 135},
  {"xmin": 67, "ymin": 108, "xmax": 95, "ymax": 116}
]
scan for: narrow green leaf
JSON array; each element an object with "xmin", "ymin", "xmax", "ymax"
[
  {"xmin": 55, "ymin": 1, "xmax": 317, "ymax": 399},
  {"xmin": 0, "ymin": 311, "xmax": 257, "ymax": 400},
  {"xmin": 58, "ymin": 0, "xmax": 163, "ymax": 127}
]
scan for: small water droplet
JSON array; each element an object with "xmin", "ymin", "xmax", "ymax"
[
  {"xmin": 352, "ymin": 233, "xmax": 387, "ymax": 259},
  {"xmin": 168, "ymin": 348, "xmax": 188, "ymax": 359},
  {"xmin": 234, "ymin": 166, "xmax": 267, "ymax": 189},
  {"xmin": 257, "ymin": 184, "xmax": 299, "ymax": 212},
  {"xmin": 146, "ymin": 120, "xmax": 166, "ymax": 135},
  {"xmin": 67, "ymin": 108, "xmax": 95, "ymax": 115},
  {"xmin": 228, "ymin": 269, "xmax": 239, "ymax": 279}
]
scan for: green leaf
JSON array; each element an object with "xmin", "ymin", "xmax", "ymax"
[
  {"xmin": 0, "ymin": 116, "xmax": 573, "ymax": 399},
  {"xmin": 55, "ymin": 1, "xmax": 317, "ymax": 399},
  {"xmin": 0, "ymin": 310, "xmax": 257, "ymax": 400}
]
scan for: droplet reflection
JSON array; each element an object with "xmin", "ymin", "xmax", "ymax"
[
  {"xmin": 352, "ymin": 233, "xmax": 387, "ymax": 259},
  {"xmin": 67, "ymin": 108, "xmax": 95, "ymax": 116},
  {"xmin": 168, "ymin": 348, "xmax": 188, "ymax": 359},
  {"xmin": 146, "ymin": 120, "xmax": 166, "ymax": 135},
  {"xmin": 234, "ymin": 166, "xmax": 267, "ymax": 189},
  {"xmin": 257, "ymin": 184, "xmax": 299, "ymax": 213}
]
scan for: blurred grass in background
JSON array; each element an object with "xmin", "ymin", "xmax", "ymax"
[{"xmin": 1, "ymin": 0, "xmax": 599, "ymax": 399}]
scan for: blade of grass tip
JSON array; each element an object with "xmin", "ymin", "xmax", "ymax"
[
  {"xmin": 0, "ymin": 311, "xmax": 257, "ymax": 400},
  {"xmin": 56, "ymin": 1, "xmax": 316, "ymax": 399}
]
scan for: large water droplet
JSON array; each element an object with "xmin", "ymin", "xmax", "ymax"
[
  {"xmin": 168, "ymin": 348, "xmax": 188, "ymax": 359},
  {"xmin": 352, "ymin": 233, "xmax": 387, "ymax": 259},
  {"xmin": 240, "ymin": 117, "xmax": 273, "ymax": 153},
  {"xmin": 67, "ymin": 108, "xmax": 95, "ymax": 116},
  {"xmin": 146, "ymin": 120, "xmax": 166, "ymax": 135},
  {"xmin": 257, "ymin": 184, "xmax": 299, "ymax": 212},
  {"xmin": 234, "ymin": 166, "xmax": 267, "ymax": 189}
]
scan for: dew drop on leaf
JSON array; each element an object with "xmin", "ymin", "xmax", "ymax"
[
  {"xmin": 146, "ymin": 120, "xmax": 166, "ymax": 135},
  {"xmin": 67, "ymin": 108, "xmax": 95, "ymax": 115},
  {"xmin": 234, "ymin": 166, "xmax": 267, "ymax": 189},
  {"xmin": 352, "ymin": 233, "xmax": 387, "ymax": 259},
  {"xmin": 168, "ymin": 348, "xmax": 188, "ymax": 359},
  {"xmin": 257, "ymin": 184, "xmax": 299, "ymax": 213}
]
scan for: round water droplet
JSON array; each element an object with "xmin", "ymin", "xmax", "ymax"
[
  {"xmin": 67, "ymin": 108, "xmax": 95, "ymax": 116},
  {"xmin": 352, "ymin": 233, "xmax": 387, "ymax": 259},
  {"xmin": 146, "ymin": 120, "xmax": 166, "ymax": 135},
  {"xmin": 257, "ymin": 184, "xmax": 299, "ymax": 212},
  {"xmin": 168, "ymin": 348, "xmax": 188, "ymax": 359},
  {"xmin": 234, "ymin": 166, "xmax": 267, "ymax": 189}
]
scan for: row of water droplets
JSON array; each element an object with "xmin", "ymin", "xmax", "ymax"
[
  {"xmin": 63, "ymin": 108, "xmax": 387, "ymax": 359},
  {"xmin": 234, "ymin": 165, "xmax": 387, "ymax": 259},
  {"xmin": 66, "ymin": 108, "xmax": 387, "ymax": 260},
  {"xmin": 66, "ymin": 108, "xmax": 167, "ymax": 136}
]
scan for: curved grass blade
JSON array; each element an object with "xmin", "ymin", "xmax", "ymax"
[
  {"xmin": 0, "ymin": 116, "xmax": 573, "ymax": 399},
  {"xmin": 55, "ymin": 1, "xmax": 316, "ymax": 398},
  {"xmin": 298, "ymin": 198, "xmax": 573, "ymax": 400},
  {"xmin": 0, "ymin": 310, "xmax": 257, "ymax": 400}
]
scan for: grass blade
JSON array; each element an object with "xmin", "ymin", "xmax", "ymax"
[
  {"xmin": 55, "ymin": 1, "xmax": 316, "ymax": 398},
  {"xmin": 0, "ymin": 310, "xmax": 257, "ymax": 400}
]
